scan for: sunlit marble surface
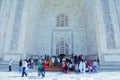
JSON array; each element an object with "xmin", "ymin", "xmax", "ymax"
[{"xmin": 0, "ymin": 70, "xmax": 120, "ymax": 80}]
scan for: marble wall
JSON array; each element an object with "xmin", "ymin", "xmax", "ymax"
[
  {"xmin": 94, "ymin": 0, "xmax": 120, "ymax": 65},
  {"xmin": 25, "ymin": 0, "xmax": 91, "ymax": 56},
  {"xmin": 0, "ymin": 0, "xmax": 99, "ymax": 61},
  {"xmin": 84, "ymin": 0, "xmax": 98, "ymax": 57},
  {"xmin": 114, "ymin": 0, "xmax": 120, "ymax": 49},
  {"xmin": 0, "ymin": 0, "xmax": 13, "ymax": 60},
  {"xmin": 1, "ymin": 0, "xmax": 120, "ymax": 66},
  {"xmin": 0, "ymin": 0, "xmax": 29, "ymax": 61}
]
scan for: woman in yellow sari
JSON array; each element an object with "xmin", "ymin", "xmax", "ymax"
[{"xmin": 48, "ymin": 57, "xmax": 52, "ymax": 68}]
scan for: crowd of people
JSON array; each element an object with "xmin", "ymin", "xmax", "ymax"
[{"xmin": 8, "ymin": 54, "xmax": 99, "ymax": 77}]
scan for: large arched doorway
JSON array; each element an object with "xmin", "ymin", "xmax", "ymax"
[
  {"xmin": 52, "ymin": 30, "xmax": 73, "ymax": 55},
  {"xmin": 56, "ymin": 38, "xmax": 69, "ymax": 55}
]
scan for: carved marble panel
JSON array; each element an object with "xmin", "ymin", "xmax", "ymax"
[
  {"xmin": 9, "ymin": 0, "xmax": 24, "ymax": 50},
  {"xmin": 101, "ymin": 0, "xmax": 116, "ymax": 49}
]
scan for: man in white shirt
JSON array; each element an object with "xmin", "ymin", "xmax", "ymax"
[{"xmin": 21, "ymin": 60, "xmax": 28, "ymax": 77}]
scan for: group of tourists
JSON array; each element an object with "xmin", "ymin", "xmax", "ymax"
[{"xmin": 8, "ymin": 54, "xmax": 99, "ymax": 78}]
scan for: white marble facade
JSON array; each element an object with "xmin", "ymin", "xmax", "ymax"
[{"xmin": 0, "ymin": 0, "xmax": 120, "ymax": 67}]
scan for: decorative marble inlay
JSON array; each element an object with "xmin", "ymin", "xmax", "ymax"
[
  {"xmin": 101, "ymin": 0, "xmax": 116, "ymax": 49},
  {"xmin": 9, "ymin": 0, "xmax": 24, "ymax": 50}
]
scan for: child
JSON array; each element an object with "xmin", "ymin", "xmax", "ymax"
[{"xmin": 93, "ymin": 60, "xmax": 98, "ymax": 73}]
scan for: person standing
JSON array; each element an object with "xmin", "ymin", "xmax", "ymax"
[
  {"xmin": 52, "ymin": 57, "xmax": 55, "ymax": 68},
  {"xmin": 42, "ymin": 60, "xmax": 47, "ymax": 77},
  {"xmin": 64, "ymin": 62, "xmax": 69, "ymax": 74},
  {"xmin": 82, "ymin": 61, "xmax": 86, "ymax": 73},
  {"xmin": 30, "ymin": 59, "xmax": 34, "ymax": 69},
  {"xmin": 21, "ymin": 60, "xmax": 28, "ymax": 77},
  {"xmin": 93, "ymin": 60, "xmax": 98, "ymax": 73},
  {"xmin": 48, "ymin": 58, "xmax": 52, "ymax": 68},
  {"xmin": 75, "ymin": 63, "xmax": 79, "ymax": 73},
  {"xmin": 37, "ymin": 59, "xmax": 42, "ymax": 77},
  {"xmin": 9, "ymin": 59, "xmax": 13, "ymax": 71},
  {"xmin": 79, "ymin": 60, "xmax": 83, "ymax": 73},
  {"xmin": 19, "ymin": 59, "xmax": 22, "ymax": 71}
]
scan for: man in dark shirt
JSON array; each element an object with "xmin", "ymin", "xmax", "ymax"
[{"xmin": 19, "ymin": 59, "xmax": 22, "ymax": 71}]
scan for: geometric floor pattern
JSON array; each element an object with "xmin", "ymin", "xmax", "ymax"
[{"xmin": 0, "ymin": 71, "xmax": 120, "ymax": 80}]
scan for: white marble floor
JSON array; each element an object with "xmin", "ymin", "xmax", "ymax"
[{"xmin": 0, "ymin": 71, "xmax": 120, "ymax": 80}]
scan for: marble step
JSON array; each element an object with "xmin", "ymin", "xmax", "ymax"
[
  {"xmin": 46, "ymin": 67, "xmax": 62, "ymax": 71},
  {"xmin": 99, "ymin": 65, "xmax": 120, "ymax": 70}
]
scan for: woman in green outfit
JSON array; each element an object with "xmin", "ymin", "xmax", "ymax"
[{"xmin": 37, "ymin": 59, "xmax": 42, "ymax": 76}]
